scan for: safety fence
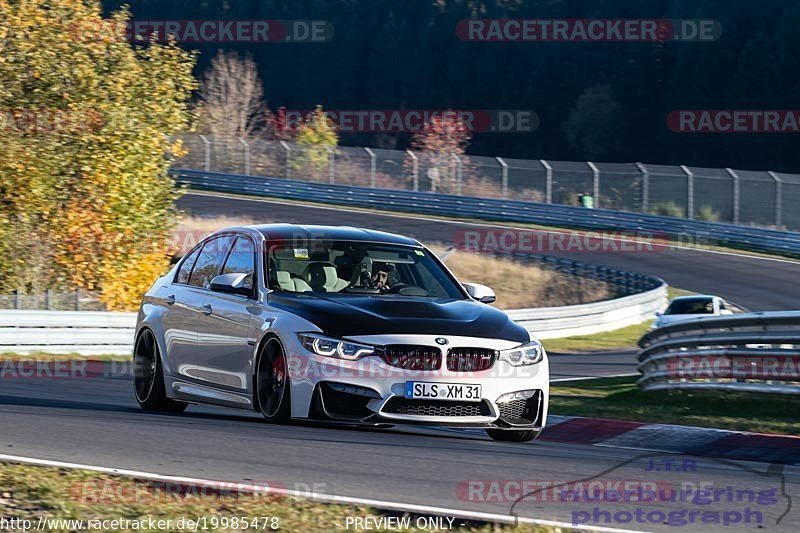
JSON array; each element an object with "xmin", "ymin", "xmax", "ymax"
[
  {"xmin": 637, "ymin": 312, "xmax": 800, "ymax": 394},
  {"xmin": 0, "ymin": 290, "xmax": 105, "ymax": 311},
  {"xmin": 173, "ymin": 169, "xmax": 800, "ymax": 256},
  {"xmin": 176, "ymin": 134, "xmax": 800, "ymax": 231}
]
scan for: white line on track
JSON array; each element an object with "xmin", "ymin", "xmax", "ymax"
[
  {"xmin": 0, "ymin": 453, "xmax": 649, "ymax": 533},
  {"xmin": 185, "ymin": 191, "xmax": 800, "ymax": 266}
]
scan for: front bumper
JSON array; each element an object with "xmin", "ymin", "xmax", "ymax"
[
  {"xmin": 287, "ymin": 334, "xmax": 550, "ymax": 429},
  {"xmin": 314, "ymin": 382, "xmax": 546, "ymax": 429}
]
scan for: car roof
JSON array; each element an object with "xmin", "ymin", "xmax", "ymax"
[{"xmin": 244, "ymin": 224, "xmax": 421, "ymax": 246}]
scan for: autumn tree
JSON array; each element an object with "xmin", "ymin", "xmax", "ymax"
[
  {"xmin": 294, "ymin": 106, "xmax": 339, "ymax": 178},
  {"xmin": 0, "ymin": 0, "xmax": 197, "ymax": 309},
  {"xmin": 407, "ymin": 113, "xmax": 472, "ymax": 193}
]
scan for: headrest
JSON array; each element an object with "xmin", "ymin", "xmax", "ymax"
[{"xmin": 305, "ymin": 263, "xmax": 337, "ymax": 290}]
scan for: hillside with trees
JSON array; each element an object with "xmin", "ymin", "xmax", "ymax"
[{"xmin": 103, "ymin": 0, "xmax": 800, "ymax": 171}]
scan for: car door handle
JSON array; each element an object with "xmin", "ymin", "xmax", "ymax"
[
  {"xmin": 202, "ymin": 304, "xmax": 213, "ymax": 315},
  {"xmin": 165, "ymin": 294, "xmax": 176, "ymax": 305}
]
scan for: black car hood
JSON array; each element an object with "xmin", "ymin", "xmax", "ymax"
[{"xmin": 268, "ymin": 293, "xmax": 529, "ymax": 343}]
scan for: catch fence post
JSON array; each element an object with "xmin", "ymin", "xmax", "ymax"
[
  {"xmin": 540, "ymin": 159, "xmax": 553, "ymax": 204},
  {"xmin": 240, "ymin": 138, "xmax": 250, "ymax": 176},
  {"xmin": 726, "ymin": 168, "xmax": 740, "ymax": 224},
  {"xmin": 198, "ymin": 135, "xmax": 211, "ymax": 172},
  {"xmin": 680, "ymin": 165, "xmax": 694, "ymax": 220},
  {"xmin": 407, "ymin": 150, "xmax": 419, "ymax": 192},
  {"xmin": 768, "ymin": 171, "xmax": 783, "ymax": 228},
  {"xmin": 280, "ymin": 141, "xmax": 292, "ymax": 179},
  {"xmin": 327, "ymin": 146, "xmax": 336, "ymax": 184},
  {"xmin": 497, "ymin": 157, "xmax": 509, "ymax": 198},
  {"xmin": 453, "ymin": 154, "xmax": 463, "ymax": 196},
  {"xmin": 636, "ymin": 162, "xmax": 650, "ymax": 213},
  {"xmin": 364, "ymin": 147, "xmax": 376, "ymax": 188},
  {"xmin": 588, "ymin": 161, "xmax": 600, "ymax": 207}
]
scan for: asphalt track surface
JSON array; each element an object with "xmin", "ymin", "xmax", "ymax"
[
  {"xmin": 3, "ymin": 192, "xmax": 799, "ymax": 532},
  {"xmin": 1, "ymin": 373, "xmax": 797, "ymax": 532},
  {"xmin": 178, "ymin": 192, "xmax": 800, "ymax": 312}
]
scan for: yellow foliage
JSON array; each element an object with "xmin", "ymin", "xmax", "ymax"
[
  {"xmin": 99, "ymin": 251, "xmax": 170, "ymax": 311},
  {"xmin": 0, "ymin": 0, "xmax": 197, "ymax": 309},
  {"xmin": 295, "ymin": 105, "xmax": 339, "ymax": 172}
]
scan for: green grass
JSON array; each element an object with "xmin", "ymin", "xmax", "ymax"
[
  {"xmin": 0, "ymin": 463, "xmax": 557, "ymax": 532},
  {"xmin": 550, "ymin": 376, "xmax": 800, "ymax": 435},
  {"xmin": 543, "ymin": 320, "xmax": 654, "ymax": 353},
  {"xmin": 667, "ymin": 286, "xmax": 695, "ymax": 299}
]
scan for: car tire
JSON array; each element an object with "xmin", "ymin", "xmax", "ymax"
[
  {"xmin": 133, "ymin": 329, "xmax": 188, "ymax": 413},
  {"xmin": 485, "ymin": 428, "xmax": 538, "ymax": 442},
  {"xmin": 255, "ymin": 337, "xmax": 292, "ymax": 424}
]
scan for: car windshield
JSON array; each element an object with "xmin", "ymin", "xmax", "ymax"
[
  {"xmin": 664, "ymin": 297, "xmax": 714, "ymax": 315},
  {"xmin": 266, "ymin": 240, "xmax": 465, "ymax": 298}
]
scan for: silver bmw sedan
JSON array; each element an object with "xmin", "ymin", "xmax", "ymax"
[{"xmin": 134, "ymin": 224, "xmax": 549, "ymax": 442}]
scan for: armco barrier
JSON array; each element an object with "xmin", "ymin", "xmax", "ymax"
[
  {"xmin": 0, "ymin": 310, "xmax": 136, "ymax": 355},
  {"xmin": 512, "ymin": 283, "xmax": 666, "ymax": 340},
  {"xmin": 637, "ymin": 312, "xmax": 800, "ymax": 394},
  {"xmin": 0, "ymin": 283, "xmax": 666, "ymax": 354},
  {"xmin": 172, "ymin": 169, "xmax": 800, "ymax": 257}
]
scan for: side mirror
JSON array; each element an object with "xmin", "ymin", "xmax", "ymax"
[
  {"xmin": 463, "ymin": 282, "xmax": 496, "ymax": 304},
  {"xmin": 656, "ymin": 311, "xmax": 663, "ymax": 317},
  {"xmin": 170, "ymin": 254, "xmax": 183, "ymax": 266},
  {"xmin": 209, "ymin": 272, "xmax": 252, "ymax": 296},
  {"xmin": 719, "ymin": 309, "xmax": 733, "ymax": 315}
]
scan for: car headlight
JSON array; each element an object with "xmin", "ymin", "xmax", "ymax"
[
  {"xmin": 499, "ymin": 341, "xmax": 544, "ymax": 366},
  {"xmin": 298, "ymin": 333, "xmax": 375, "ymax": 361}
]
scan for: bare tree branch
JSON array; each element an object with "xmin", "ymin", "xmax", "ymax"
[{"xmin": 197, "ymin": 51, "xmax": 267, "ymax": 138}]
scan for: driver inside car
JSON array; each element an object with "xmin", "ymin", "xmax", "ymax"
[{"xmin": 371, "ymin": 262, "xmax": 392, "ymax": 291}]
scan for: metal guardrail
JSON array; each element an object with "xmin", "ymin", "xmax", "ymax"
[
  {"xmin": 0, "ymin": 277, "xmax": 666, "ymax": 354},
  {"xmin": 173, "ymin": 169, "xmax": 800, "ymax": 257},
  {"xmin": 512, "ymin": 283, "xmax": 666, "ymax": 340},
  {"xmin": 637, "ymin": 312, "xmax": 800, "ymax": 394},
  {"xmin": 0, "ymin": 310, "xmax": 136, "ymax": 355}
]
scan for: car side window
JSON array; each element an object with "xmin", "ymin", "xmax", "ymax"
[
  {"xmin": 221, "ymin": 236, "xmax": 256, "ymax": 290},
  {"xmin": 175, "ymin": 247, "xmax": 201, "ymax": 285},
  {"xmin": 188, "ymin": 235, "xmax": 235, "ymax": 289}
]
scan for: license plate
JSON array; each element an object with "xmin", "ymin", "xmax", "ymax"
[{"xmin": 405, "ymin": 382, "xmax": 482, "ymax": 402}]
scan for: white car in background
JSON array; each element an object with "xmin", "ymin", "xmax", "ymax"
[{"xmin": 652, "ymin": 295, "xmax": 735, "ymax": 329}]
